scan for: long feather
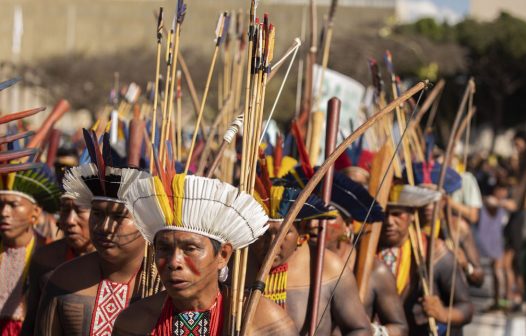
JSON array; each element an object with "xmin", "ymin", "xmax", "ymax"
[
  {"xmin": 258, "ymin": 150, "xmax": 272, "ymax": 193},
  {"xmin": 177, "ymin": 0, "xmax": 187, "ymax": 23},
  {"xmin": 254, "ymin": 176, "xmax": 270, "ymax": 210},
  {"xmin": 278, "ymin": 188, "xmax": 336, "ymax": 220},
  {"xmin": 82, "ymin": 129, "xmax": 97, "ymax": 164},
  {"xmin": 291, "ymin": 120, "xmax": 314, "ymax": 177},
  {"xmin": 102, "ymin": 132, "xmax": 113, "ymax": 168},
  {"xmin": 63, "ymin": 163, "xmax": 98, "ymax": 208},
  {"xmin": 284, "ymin": 167, "xmax": 384, "ymax": 222},
  {"xmin": 331, "ymin": 172, "xmax": 384, "ymax": 222},
  {"xmin": 90, "ymin": 130, "xmax": 106, "ymax": 194}
]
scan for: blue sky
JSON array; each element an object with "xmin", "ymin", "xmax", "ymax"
[{"xmin": 398, "ymin": 0, "xmax": 470, "ymax": 23}]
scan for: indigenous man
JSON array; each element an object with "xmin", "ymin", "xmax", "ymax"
[
  {"xmin": 112, "ymin": 173, "xmax": 298, "ymax": 335},
  {"xmin": 378, "ymin": 185, "xmax": 473, "ymax": 336},
  {"xmin": 35, "ymin": 133, "xmax": 161, "ymax": 335},
  {"xmin": 300, "ymin": 166, "xmax": 407, "ymax": 336},
  {"xmin": 428, "ymin": 158, "xmax": 484, "ymax": 287},
  {"xmin": 22, "ymin": 194, "xmax": 95, "ymax": 335},
  {"xmin": 323, "ymin": 213, "xmax": 408, "ymax": 336},
  {"xmin": 0, "ymin": 165, "xmax": 61, "ymax": 335},
  {"xmin": 251, "ymin": 171, "xmax": 373, "ymax": 335}
]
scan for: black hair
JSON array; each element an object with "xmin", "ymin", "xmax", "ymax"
[
  {"xmin": 210, "ymin": 238, "xmax": 222, "ymax": 255},
  {"xmin": 514, "ymin": 130, "xmax": 526, "ymax": 142}
]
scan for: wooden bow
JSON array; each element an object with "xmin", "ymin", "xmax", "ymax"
[
  {"xmin": 240, "ymin": 80, "xmax": 428, "ymax": 335},
  {"xmin": 427, "ymin": 78, "xmax": 475, "ymax": 292}
]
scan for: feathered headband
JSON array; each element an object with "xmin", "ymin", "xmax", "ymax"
[
  {"xmin": 123, "ymin": 174, "xmax": 269, "ymax": 249},
  {"xmin": 260, "ymin": 132, "xmax": 298, "ymax": 179},
  {"xmin": 284, "ymin": 167, "xmax": 385, "ymax": 222},
  {"xmin": 407, "ymin": 161, "xmax": 462, "ymax": 194},
  {"xmin": 388, "ymin": 184, "xmax": 442, "ymax": 208},
  {"xmin": 62, "ymin": 127, "xmax": 150, "ymax": 207},
  {"xmin": 62, "ymin": 163, "xmax": 149, "ymax": 208},
  {"xmin": 0, "ymin": 165, "xmax": 61, "ymax": 213},
  {"xmin": 254, "ymin": 184, "xmax": 338, "ymax": 222},
  {"xmin": 255, "ymin": 144, "xmax": 335, "ymax": 222}
]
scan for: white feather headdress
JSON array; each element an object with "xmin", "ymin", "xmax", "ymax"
[
  {"xmin": 62, "ymin": 163, "xmax": 149, "ymax": 207},
  {"xmin": 123, "ymin": 174, "xmax": 269, "ymax": 250},
  {"xmin": 388, "ymin": 184, "xmax": 442, "ymax": 208}
]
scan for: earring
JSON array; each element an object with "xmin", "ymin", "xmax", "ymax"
[
  {"xmin": 219, "ymin": 266, "xmax": 229, "ymax": 283},
  {"xmin": 297, "ymin": 234, "xmax": 309, "ymax": 247}
]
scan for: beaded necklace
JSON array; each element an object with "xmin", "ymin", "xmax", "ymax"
[
  {"xmin": 151, "ymin": 292, "xmax": 223, "ymax": 336},
  {"xmin": 263, "ymin": 263, "xmax": 289, "ymax": 308}
]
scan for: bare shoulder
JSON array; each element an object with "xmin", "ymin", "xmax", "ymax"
[
  {"xmin": 322, "ymin": 248, "xmax": 350, "ymax": 280},
  {"xmin": 46, "ymin": 252, "xmax": 99, "ymax": 292},
  {"xmin": 250, "ymin": 296, "xmax": 298, "ymax": 335},
  {"xmin": 113, "ymin": 291, "xmax": 166, "ymax": 336}
]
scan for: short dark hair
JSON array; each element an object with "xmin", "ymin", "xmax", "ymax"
[
  {"xmin": 514, "ymin": 130, "xmax": 526, "ymax": 142},
  {"xmin": 210, "ymin": 238, "xmax": 221, "ymax": 255}
]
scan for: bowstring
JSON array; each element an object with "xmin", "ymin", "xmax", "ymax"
[{"xmin": 314, "ymin": 87, "xmax": 427, "ymax": 334}]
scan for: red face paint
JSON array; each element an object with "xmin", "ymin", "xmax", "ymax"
[
  {"xmin": 156, "ymin": 258, "xmax": 167, "ymax": 273},
  {"xmin": 184, "ymin": 256, "xmax": 201, "ymax": 276}
]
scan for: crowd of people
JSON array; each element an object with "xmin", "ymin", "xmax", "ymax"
[
  {"xmin": 3, "ymin": 104, "xmax": 524, "ymax": 336},
  {"xmin": 1, "ymin": 3, "xmax": 526, "ymax": 336}
]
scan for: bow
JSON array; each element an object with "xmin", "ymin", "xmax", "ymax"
[{"xmin": 240, "ymin": 80, "xmax": 428, "ymax": 335}]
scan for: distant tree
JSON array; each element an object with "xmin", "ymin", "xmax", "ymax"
[{"xmin": 398, "ymin": 12, "xmax": 526, "ymax": 149}]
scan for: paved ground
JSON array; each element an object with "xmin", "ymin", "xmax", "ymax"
[
  {"xmin": 464, "ymin": 296, "xmax": 526, "ymax": 336},
  {"xmin": 464, "ymin": 258, "xmax": 526, "ymax": 336}
]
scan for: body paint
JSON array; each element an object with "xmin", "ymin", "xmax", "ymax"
[{"xmin": 184, "ymin": 256, "xmax": 201, "ymax": 276}]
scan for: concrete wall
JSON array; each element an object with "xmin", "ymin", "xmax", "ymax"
[
  {"xmin": 0, "ymin": 0, "xmax": 395, "ymax": 63},
  {"xmin": 470, "ymin": 0, "xmax": 526, "ymax": 21}
]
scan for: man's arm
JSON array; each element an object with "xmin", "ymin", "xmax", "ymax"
[
  {"xmin": 458, "ymin": 229, "xmax": 484, "ymax": 287},
  {"xmin": 448, "ymin": 198, "xmax": 480, "ymax": 223},
  {"xmin": 331, "ymin": 268, "xmax": 372, "ymax": 335},
  {"xmin": 371, "ymin": 261, "xmax": 408, "ymax": 336},
  {"xmin": 423, "ymin": 251, "xmax": 474, "ymax": 326},
  {"xmin": 251, "ymin": 297, "xmax": 298, "ymax": 336}
]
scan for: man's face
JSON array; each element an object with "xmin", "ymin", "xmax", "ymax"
[
  {"xmin": 252, "ymin": 220, "xmax": 298, "ymax": 268},
  {"xmin": 89, "ymin": 200, "xmax": 144, "ymax": 261},
  {"xmin": 419, "ymin": 200, "xmax": 444, "ymax": 226},
  {"xmin": 324, "ymin": 214, "xmax": 351, "ymax": 248},
  {"xmin": 58, "ymin": 198, "xmax": 93, "ymax": 252},
  {"xmin": 0, "ymin": 194, "xmax": 40, "ymax": 242},
  {"xmin": 421, "ymin": 203, "xmax": 434, "ymax": 225},
  {"xmin": 154, "ymin": 230, "xmax": 232, "ymax": 300},
  {"xmin": 380, "ymin": 206, "xmax": 413, "ymax": 248}
]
